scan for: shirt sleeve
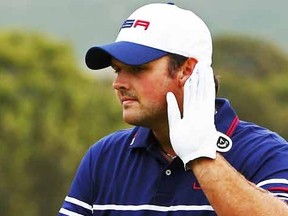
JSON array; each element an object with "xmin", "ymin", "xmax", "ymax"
[
  {"xmin": 230, "ymin": 125, "xmax": 288, "ymax": 204},
  {"xmin": 256, "ymin": 178, "xmax": 288, "ymax": 204},
  {"xmin": 257, "ymin": 143, "xmax": 288, "ymax": 203},
  {"xmin": 58, "ymin": 146, "xmax": 95, "ymax": 216},
  {"xmin": 255, "ymin": 145, "xmax": 288, "ymax": 204},
  {"xmin": 249, "ymin": 135, "xmax": 288, "ymax": 204}
]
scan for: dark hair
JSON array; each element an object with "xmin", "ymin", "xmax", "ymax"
[
  {"xmin": 167, "ymin": 53, "xmax": 220, "ymax": 95},
  {"xmin": 167, "ymin": 53, "xmax": 188, "ymax": 77}
]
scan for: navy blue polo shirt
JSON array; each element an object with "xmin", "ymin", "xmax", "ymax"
[{"xmin": 59, "ymin": 98, "xmax": 288, "ymax": 216}]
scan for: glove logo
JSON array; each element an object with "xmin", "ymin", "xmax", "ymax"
[{"xmin": 216, "ymin": 136, "xmax": 232, "ymax": 152}]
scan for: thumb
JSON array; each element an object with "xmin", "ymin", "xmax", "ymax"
[{"xmin": 166, "ymin": 92, "xmax": 181, "ymax": 126}]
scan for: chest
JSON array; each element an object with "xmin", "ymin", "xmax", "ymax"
[{"xmin": 92, "ymin": 152, "xmax": 215, "ymax": 216}]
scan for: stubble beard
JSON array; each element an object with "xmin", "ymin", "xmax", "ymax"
[{"xmin": 122, "ymin": 102, "xmax": 167, "ymax": 129}]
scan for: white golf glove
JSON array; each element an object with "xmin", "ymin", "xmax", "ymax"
[{"xmin": 166, "ymin": 63, "xmax": 232, "ymax": 167}]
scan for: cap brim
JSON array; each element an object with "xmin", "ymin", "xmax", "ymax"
[{"xmin": 85, "ymin": 41, "xmax": 167, "ymax": 70}]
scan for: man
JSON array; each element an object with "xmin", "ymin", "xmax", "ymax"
[{"xmin": 59, "ymin": 3, "xmax": 288, "ymax": 216}]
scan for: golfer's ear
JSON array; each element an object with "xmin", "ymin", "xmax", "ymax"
[{"xmin": 178, "ymin": 58, "xmax": 197, "ymax": 86}]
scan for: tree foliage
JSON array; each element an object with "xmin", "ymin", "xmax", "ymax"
[
  {"xmin": 0, "ymin": 31, "xmax": 287, "ymax": 216},
  {"xmin": 213, "ymin": 35, "xmax": 288, "ymax": 138},
  {"xmin": 0, "ymin": 31, "xmax": 127, "ymax": 216},
  {"xmin": 213, "ymin": 35, "xmax": 288, "ymax": 77}
]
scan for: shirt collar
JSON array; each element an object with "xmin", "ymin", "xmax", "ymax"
[
  {"xmin": 129, "ymin": 127, "xmax": 156, "ymax": 149},
  {"xmin": 215, "ymin": 98, "xmax": 239, "ymax": 137}
]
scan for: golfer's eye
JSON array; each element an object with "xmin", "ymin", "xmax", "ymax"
[
  {"xmin": 131, "ymin": 66, "xmax": 142, "ymax": 73},
  {"xmin": 111, "ymin": 65, "xmax": 121, "ymax": 74},
  {"xmin": 130, "ymin": 65, "xmax": 146, "ymax": 73}
]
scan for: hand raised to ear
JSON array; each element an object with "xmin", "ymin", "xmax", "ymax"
[{"xmin": 166, "ymin": 63, "xmax": 232, "ymax": 169}]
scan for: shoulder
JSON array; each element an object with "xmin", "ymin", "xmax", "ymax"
[
  {"xmin": 235, "ymin": 121, "xmax": 287, "ymax": 146},
  {"xmin": 75, "ymin": 127, "xmax": 138, "ymax": 185},
  {"xmin": 231, "ymin": 120, "xmax": 288, "ymax": 158},
  {"xmin": 90, "ymin": 127, "xmax": 137, "ymax": 154},
  {"xmin": 228, "ymin": 120, "xmax": 288, "ymax": 181}
]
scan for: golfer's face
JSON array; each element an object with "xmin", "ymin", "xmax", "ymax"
[{"xmin": 112, "ymin": 56, "xmax": 180, "ymax": 128}]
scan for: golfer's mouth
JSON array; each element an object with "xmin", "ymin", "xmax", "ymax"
[{"xmin": 121, "ymin": 97, "xmax": 138, "ymax": 105}]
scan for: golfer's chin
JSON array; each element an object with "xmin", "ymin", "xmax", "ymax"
[{"xmin": 122, "ymin": 109, "xmax": 145, "ymax": 126}]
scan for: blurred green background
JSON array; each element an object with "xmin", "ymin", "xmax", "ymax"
[{"xmin": 0, "ymin": 1, "xmax": 287, "ymax": 215}]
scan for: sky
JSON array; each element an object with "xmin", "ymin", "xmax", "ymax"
[{"xmin": 1, "ymin": 0, "xmax": 287, "ymax": 75}]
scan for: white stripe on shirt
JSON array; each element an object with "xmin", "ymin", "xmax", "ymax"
[
  {"xmin": 65, "ymin": 196, "xmax": 93, "ymax": 211},
  {"xmin": 257, "ymin": 178, "xmax": 288, "ymax": 187},
  {"xmin": 92, "ymin": 204, "xmax": 214, "ymax": 212},
  {"xmin": 63, "ymin": 196, "xmax": 214, "ymax": 213},
  {"xmin": 272, "ymin": 192, "xmax": 288, "ymax": 200},
  {"xmin": 59, "ymin": 208, "xmax": 84, "ymax": 216}
]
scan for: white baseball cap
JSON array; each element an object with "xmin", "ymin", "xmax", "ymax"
[{"xmin": 85, "ymin": 3, "xmax": 212, "ymax": 70}]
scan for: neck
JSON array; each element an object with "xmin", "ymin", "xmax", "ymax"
[{"xmin": 152, "ymin": 125, "xmax": 176, "ymax": 158}]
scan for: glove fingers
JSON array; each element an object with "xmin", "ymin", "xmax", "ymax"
[
  {"xmin": 183, "ymin": 66, "xmax": 199, "ymax": 117},
  {"xmin": 197, "ymin": 64, "xmax": 215, "ymax": 111},
  {"xmin": 166, "ymin": 92, "xmax": 181, "ymax": 126},
  {"xmin": 197, "ymin": 64, "xmax": 209, "ymax": 100},
  {"xmin": 205, "ymin": 66, "xmax": 216, "ymax": 110}
]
